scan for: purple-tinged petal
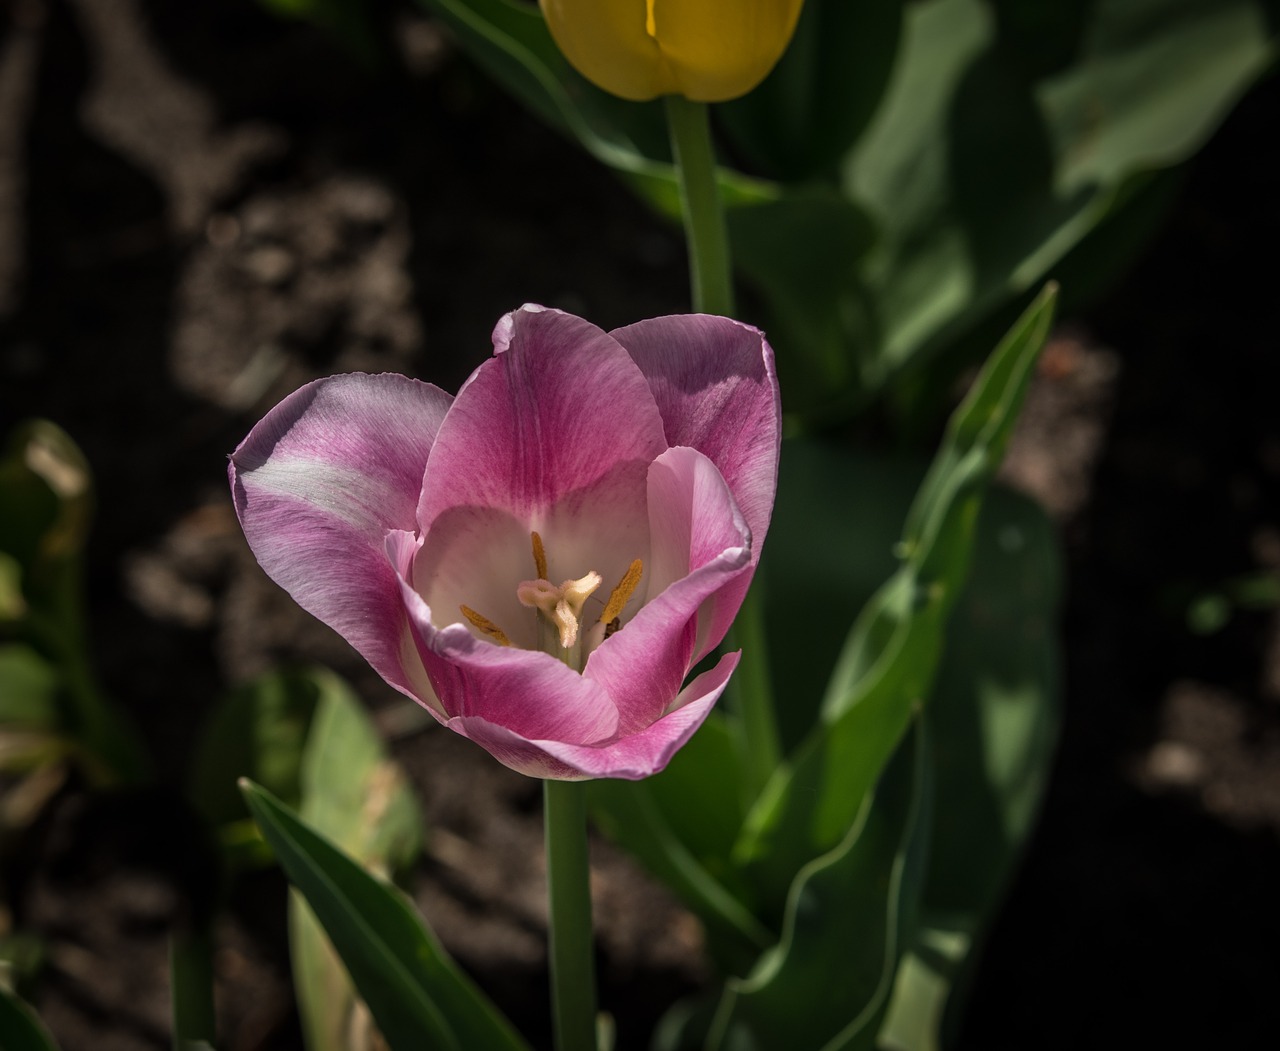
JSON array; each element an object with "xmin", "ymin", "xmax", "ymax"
[
  {"xmin": 388, "ymin": 532, "xmax": 621, "ymax": 745},
  {"xmin": 610, "ymin": 314, "xmax": 781, "ymax": 559},
  {"xmin": 230, "ymin": 373, "xmax": 451, "ymax": 698},
  {"xmin": 530, "ymin": 653, "xmax": 739, "ymax": 780},
  {"xmin": 584, "ymin": 446, "xmax": 751, "ymax": 732},
  {"xmin": 417, "ymin": 306, "xmax": 668, "ymax": 534}
]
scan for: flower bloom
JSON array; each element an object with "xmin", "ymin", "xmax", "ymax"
[
  {"xmin": 229, "ymin": 306, "xmax": 780, "ymax": 780},
  {"xmin": 540, "ymin": 0, "xmax": 804, "ymax": 102}
]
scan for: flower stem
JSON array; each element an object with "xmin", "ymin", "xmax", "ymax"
[
  {"xmin": 544, "ymin": 778, "xmax": 597, "ymax": 1051},
  {"xmin": 665, "ymin": 93, "xmax": 782, "ymax": 793},
  {"xmin": 665, "ymin": 95, "xmax": 734, "ymax": 318}
]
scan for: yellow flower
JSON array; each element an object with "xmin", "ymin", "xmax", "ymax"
[{"xmin": 541, "ymin": 0, "xmax": 804, "ymax": 103}]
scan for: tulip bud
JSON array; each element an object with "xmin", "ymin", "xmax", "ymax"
[{"xmin": 540, "ymin": 0, "xmax": 804, "ymax": 103}]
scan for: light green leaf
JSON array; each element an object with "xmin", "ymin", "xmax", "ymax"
[
  {"xmin": 290, "ymin": 683, "xmax": 424, "ymax": 1051},
  {"xmin": 709, "ymin": 720, "xmax": 929, "ymax": 1051},
  {"xmin": 242, "ymin": 780, "xmax": 529, "ymax": 1051},
  {"xmin": 732, "ymin": 285, "xmax": 1056, "ymax": 910}
]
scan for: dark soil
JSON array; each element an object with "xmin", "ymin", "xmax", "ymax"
[{"xmin": 0, "ymin": 1, "xmax": 1276, "ymax": 1049}]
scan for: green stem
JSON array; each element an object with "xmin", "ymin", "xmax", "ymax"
[
  {"xmin": 665, "ymin": 95, "xmax": 734, "ymax": 317},
  {"xmin": 665, "ymin": 94, "xmax": 782, "ymax": 792},
  {"xmin": 544, "ymin": 779, "xmax": 597, "ymax": 1051},
  {"xmin": 170, "ymin": 927, "xmax": 217, "ymax": 1050}
]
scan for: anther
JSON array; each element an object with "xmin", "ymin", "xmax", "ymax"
[
  {"xmin": 531, "ymin": 531, "xmax": 548, "ymax": 580},
  {"xmin": 600, "ymin": 559, "xmax": 643, "ymax": 626},
  {"xmin": 460, "ymin": 605, "xmax": 511, "ymax": 646}
]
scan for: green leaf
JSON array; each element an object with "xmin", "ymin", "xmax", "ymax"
[
  {"xmin": 840, "ymin": 0, "xmax": 1273, "ymax": 399},
  {"xmin": 878, "ymin": 488, "xmax": 1061, "ymax": 1050},
  {"xmin": 242, "ymin": 780, "xmax": 529, "ymax": 1051},
  {"xmin": 709, "ymin": 720, "xmax": 929, "ymax": 1051},
  {"xmin": 0, "ymin": 985, "xmax": 61, "ymax": 1051},
  {"xmin": 732, "ymin": 285, "xmax": 1056, "ymax": 911},
  {"xmin": 589, "ymin": 713, "xmax": 771, "ymax": 973},
  {"xmin": 290, "ymin": 682, "xmax": 424, "ymax": 1051},
  {"xmin": 0, "ymin": 645, "xmax": 60, "ymax": 730}
]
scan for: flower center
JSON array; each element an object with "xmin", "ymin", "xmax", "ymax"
[{"xmin": 458, "ymin": 532, "xmax": 643, "ymax": 672}]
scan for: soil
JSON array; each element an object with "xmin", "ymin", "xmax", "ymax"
[{"xmin": 0, "ymin": 2, "xmax": 1276, "ymax": 1049}]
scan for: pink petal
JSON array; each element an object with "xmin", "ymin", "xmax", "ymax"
[
  {"xmin": 229, "ymin": 373, "xmax": 451, "ymax": 698},
  {"xmin": 584, "ymin": 446, "xmax": 751, "ymax": 732},
  {"xmin": 455, "ymin": 653, "xmax": 739, "ymax": 780},
  {"xmin": 388, "ymin": 531, "xmax": 621, "ymax": 746},
  {"xmin": 417, "ymin": 306, "xmax": 668, "ymax": 535},
  {"xmin": 610, "ymin": 314, "xmax": 781, "ymax": 563}
]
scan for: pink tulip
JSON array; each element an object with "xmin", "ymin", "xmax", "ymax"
[{"xmin": 229, "ymin": 306, "xmax": 780, "ymax": 779}]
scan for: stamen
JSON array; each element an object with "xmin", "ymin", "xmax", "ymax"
[
  {"xmin": 600, "ymin": 559, "xmax": 643, "ymax": 626},
  {"xmin": 459, "ymin": 604, "xmax": 511, "ymax": 646},
  {"xmin": 531, "ymin": 531, "xmax": 548, "ymax": 580}
]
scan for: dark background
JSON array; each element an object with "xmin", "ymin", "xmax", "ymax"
[{"xmin": 0, "ymin": 1, "xmax": 1277, "ymax": 1048}]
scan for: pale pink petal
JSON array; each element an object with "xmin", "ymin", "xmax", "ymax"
[
  {"xmin": 584, "ymin": 446, "xmax": 751, "ymax": 732},
  {"xmin": 610, "ymin": 314, "xmax": 781, "ymax": 559},
  {"xmin": 417, "ymin": 306, "xmax": 668, "ymax": 534},
  {"xmin": 230, "ymin": 374, "xmax": 451, "ymax": 698},
  {"xmin": 388, "ymin": 533, "xmax": 621, "ymax": 745}
]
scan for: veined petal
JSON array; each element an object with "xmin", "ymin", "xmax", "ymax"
[
  {"xmin": 612, "ymin": 314, "xmax": 781, "ymax": 565},
  {"xmin": 389, "ymin": 532, "xmax": 621, "ymax": 747},
  {"xmin": 229, "ymin": 373, "xmax": 451, "ymax": 698},
  {"xmin": 418, "ymin": 305, "xmax": 667, "ymax": 540},
  {"xmin": 585, "ymin": 446, "xmax": 750, "ymax": 731},
  {"xmin": 535, "ymin": 653, "xmax": 739, "ymax": 779}
]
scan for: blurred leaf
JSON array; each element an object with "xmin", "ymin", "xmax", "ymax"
[
  {"xmin": 290, "ymin": 683, "xmax": 424, "ymax": 1051},
  {"xmin": 836, "ymin": 0, "xmax": 1274, "ymax": 408},
  {"xmin": 0, "ymin": 984, "xmax": 61, "ymax": 1051},
  {"xmin": 729, "ymin": 191, "xmax": 879, "ymax": 414},
  {"xmin": 877, "ymin": 925, "xmax": 970, "ymax": 1051},
  {"xmin": 242, "ymin": 780, "xmax": 529, "ymax": 1051},
  {"xmin": 187, "ymin": 668, "xmax": 329, "ymax": 830},
  {"xmin": 589, "ymin": 712, "xmax": 771, "ymax": 973},
  {"xmin": 718, "ymin": 0, "xmax": 904, "ymax": 180},
  {"xmin": 0, "ymin": 645, "xmax": 59, "ymax": 731},
  {"xmin": 708, "ymin": 720, "xmax": 929, "ymax": 1051},
  {"xmin": 733, "ymin": 285, "xmax": 1056, "ymax": 911}
]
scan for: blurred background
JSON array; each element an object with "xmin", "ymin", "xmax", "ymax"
[{"xmin": 0, "ymin": 0, "xmax": 1277, "ymax": 1048}]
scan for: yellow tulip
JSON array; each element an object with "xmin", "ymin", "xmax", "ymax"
[{"xmin": 541, "ymin": 0, "xmax": 804, "ymax": 103}]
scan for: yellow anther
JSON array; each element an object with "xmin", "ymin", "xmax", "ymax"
[
  {"xmin": 531, "ymin": 531, "xmax": 548, "ymax": 580},
  {"xmin": 600, "ymin": 559, "xmax": 643, "ymax": 626},
  {"xmin": 459, "ymin": 605, "xmax": 511, "ymax": 646}
]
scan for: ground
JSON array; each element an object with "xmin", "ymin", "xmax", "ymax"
[{"xmin": 0, "ymin": 1, "xmax": 1277, "ymax": 1049}]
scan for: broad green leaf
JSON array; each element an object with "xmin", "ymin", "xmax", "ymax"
[
  {"xmin": 242, "ymin": 780, "xmax": 528, "ymax": 1051},
  {"xmin": 0, "ymin": 985, "xmax": 61, "ymax": 1051},
  {"xmin": 842, "ymin": 0, "xmax": 1273, "ymax": 395},
  {"xmin": 290, "ymin": 683, "xmax": 424, "ymax": 1051},
  {"xmin": 732, "ymin": 285, "xmax": 1056, "ymax": 910},
  {"xmin": 589, "ymin": 712, "xmax": 771, "ymax": 973},
  {"xmin": 878, "ymin": 488, "xmax": 1061, "ymax": 1050},
  {"xmin": 709, "ymin": 720, "xmax": 929, "ymax": 1051}
]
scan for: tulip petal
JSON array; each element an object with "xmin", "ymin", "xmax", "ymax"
[
  {"xmin": 451, "ymin": 652, "xmax": 739, "ymax": 780},
  {"xmin": 585, "ymin": 446, "xmax": 750, "ymax": 731},
  {"xmin": 418, "ymin": 307, "xmax": 667, "ymax": 577},
  {"xmin": 388, "ymin": 531, "xmax": 621, "ymax": 747},
  {"xmin": 541, "ymin": 0, "xmax": 670, "ymax": 102},
  {"xmin": 229, "ymin": 373, "xmax": 451, "ymax": 698},
  {"xmin": 612, "ymin": 313, "xmax": 780, "ymax": 565}
]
